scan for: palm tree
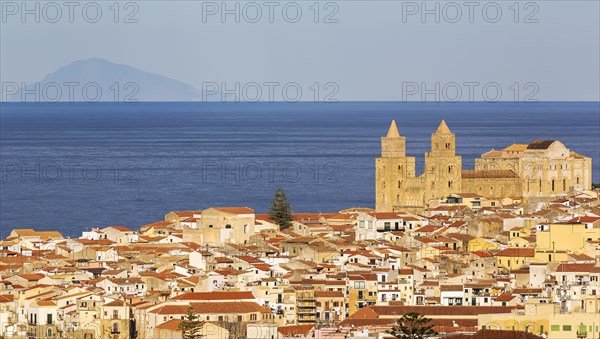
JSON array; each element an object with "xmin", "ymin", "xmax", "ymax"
[{"xmin": 387, "ymin": 312, "xmax": 438, "ymax": 339}]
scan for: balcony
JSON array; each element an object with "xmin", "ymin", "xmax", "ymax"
[
  {"xmin": 111, "ymin": 329, "xmax": 121, "ymax": 334},
  {"xmin": 297, "ymin": 296, "xmax": 315, "ymax": 301},
  {"xmin": 297, "ymin": 309, "xmax": 316, "ymax": 314},
  {"xmin": 296, "ymin": 302, "xmax": 317, "ymax": 308}
]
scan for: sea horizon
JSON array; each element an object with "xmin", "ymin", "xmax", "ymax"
[{"xmin": 1, "ymin": 101, "xmax": 599, "ymax": 238}]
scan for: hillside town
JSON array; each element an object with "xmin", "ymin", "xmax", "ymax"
[{"xmin": 0, "ymin": 121, "xmax": 599, "ymax": 339}]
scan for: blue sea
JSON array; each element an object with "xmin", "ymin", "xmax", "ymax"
[{"xmin": 0, "ymin": 102, "xmax": 599, "ymax": 238}]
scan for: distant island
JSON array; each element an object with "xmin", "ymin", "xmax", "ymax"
[{"xmin": 6, "ymin": 58, "xmax": 204, "ymax": 102}]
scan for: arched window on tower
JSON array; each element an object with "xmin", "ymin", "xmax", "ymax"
[
  {"xmin": 398, "ymin": 180, "xmax": 402, "ymax": 188},
  {"xmin": 562, "ymin": 179, "xmax": 566, "ymax": 191},
  {"xmin": 396, "ymin": 195, "xmax": 400, "ymax": 204},
  {"xmin": 551, "ymin": 179, "xmax": 555, "ymax": 191},
  {"xmin": 445, "ymin": 142, "xmax": 451, "ymax": 150},
  {"xmin": 448, "ymin": 180, "xmax": 452, "ymax": 188},
  {"xmin": 448, "ymin": 166, "xmax": 452, "ymax": 174},
  {"xmin": 398, "ymin": 165, "xmax": 402, "ymax": 173},
  {"xmin": 576, "ymin": 177, "xmax": 580, "ymax": 185}
]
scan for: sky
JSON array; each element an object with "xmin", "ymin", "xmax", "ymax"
[{"xmin": 1, "ymin": 0, "xmax": 599, "ymax": 101}]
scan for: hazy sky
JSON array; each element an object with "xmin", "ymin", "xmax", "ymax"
[{"xmin": 1, "ymin": 0, "xmax": 599, "ymax": 101}]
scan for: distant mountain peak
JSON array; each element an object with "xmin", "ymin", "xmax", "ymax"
[{"xmin": 8, "ymin": 58, "xmax": 204, "ymax": 102}]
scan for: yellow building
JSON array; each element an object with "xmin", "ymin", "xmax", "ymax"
[
  {"xmin": 495, "ymin": 247, "xmax": 535, "ymax": 271},
  {"xmin": 183, "ymin": 207, "xmax": 255, "ymax": 245},
  {"xmin": 468, "ymin": 237, "xmax": 499, "ymax": 252},
  {"xmin": 295, "ymin": 287, "xmax": 317, "ymax": 323},
  {"xmin": 100, "ymin": 299, "xmax": 130, "ymax": 339},
  {"xmin": 348, "ymin": 274, "xmax": 378, "ymax": 316},
  {"xmin": 479, "ymin": 299, "xmax": 600, "ymax": 338},
  {"xmin": 375, "ymin": 121, "xmax": 592, "ymax": 212},
  {"xmin": 537, "ymin": 222, "xmax": 600, "ymax": 255}
]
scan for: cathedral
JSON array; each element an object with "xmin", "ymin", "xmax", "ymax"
[{"xmin": 375, "ymin": 120, "xmax": 593, "ymax": 212}]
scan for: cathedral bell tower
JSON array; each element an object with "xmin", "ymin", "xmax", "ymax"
[
  {"xmin": 424, "ymin": 120, "xmax": 462, "ymax": 200},
  {"xmin": 376, "ymin": 120, "xmax": 416, "ymax": 211}
]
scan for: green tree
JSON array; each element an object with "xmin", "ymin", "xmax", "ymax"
[
  {"xmin": 387, "ymin": 312, "xmax": 438, "ymax": 339},
  {"xmin": 269, "ymin": 188, "xmax": 293, "ymax": 230},
  {"xmin": 178, "ymin": 306, "xmax": 203, "ymax": 339}
]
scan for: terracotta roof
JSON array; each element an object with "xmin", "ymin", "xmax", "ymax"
[
  {"xmin": 278, "ymin": 324, "xmax": 315, "ymax": 336},
  {"xmin": 18, "ymin": 273, "xmax": 45, "ymax": 281},
  {"xmin": 495, "ymin": 248, "xmax": 535, "ymax": 257},
  {"xmin": 107, "ymin": 226, "xmax": 133, "ymax": 232},
  {"xmin": 104, "ymin": 300, "xmax": 126, "ymax": 307},
  {"xmin": 494, "ymin": 293, "xmax": 515, "ymax": 302},
  {"xmin": 171, "ymin": 291, "xmax": 255, "ymax": 301},
  {"xmin": 568, "ymin": 216, "xmax": 600, "ymax": 223},
  {"xmin": 149, "ymin": 304, "xmax": 189, "ymax": 314},
  {"xmin": 555, "ymin": 263, "xmax": 595, "ymax": 273},
  {"xmin": 191, "ymin": 302, "xmax": 271, "ymax": 314},
  {"xmin": 156, "ymin": 319, "xmax": 183, "ymax": 331},
  {"xmin": 0, "ymin": 294, "xmax": 15, "ymax": 302}
]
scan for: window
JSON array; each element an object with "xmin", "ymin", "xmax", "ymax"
[
  {"xmin": 563, "ymin": 325, "xmax": 572, "ymax": 331},
  {"xmin": 225, "ymin": 224, "xmax": 232, "ymax": 229},
  {"xmin": 47, "ymin": 328, "xmax": 52, "ymax": 337},
  {"xmin": 47, "ymin": 314, "xmax": 53, "ymax": 325},
  {"xmin": 244, "ymin": 224, "xmax": 249, "ymax": 234},
  {"xmin": 354, "ymin": 281, "xmax": 366, "ymax": 289},
  {"xmin": 250, "ymin": 314, "xmax": 257, "ymax": 321}
]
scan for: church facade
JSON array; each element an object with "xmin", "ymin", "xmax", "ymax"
[{"xmin": 375, "ymin": 120, "xmax": 593, "ymax": 212}]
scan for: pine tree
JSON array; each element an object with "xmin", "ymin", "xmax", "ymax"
[
  {"xmin": 269, "ymin": 188, "xmax": 293, "ymax": 230},
  {"xmin": 387, "ymin": 312, "xmax": 438, "ymax": 339},
  {"xmin": 178, "ymin": 306, "xmax": 203, "ymax": 339}
]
